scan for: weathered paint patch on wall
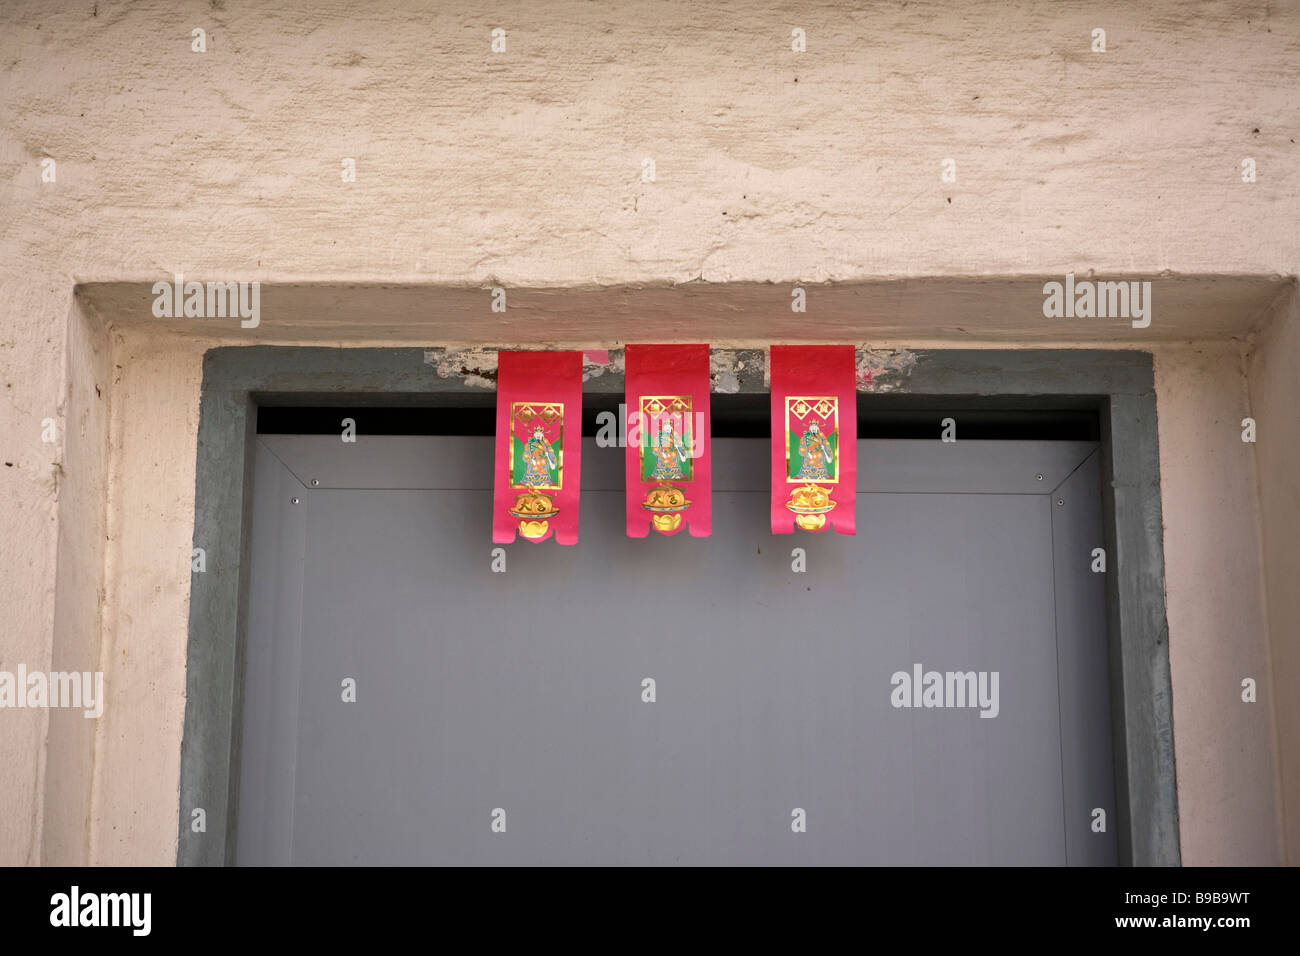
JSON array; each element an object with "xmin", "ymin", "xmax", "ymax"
[
  {"xmin": 857, "ymin": 348, "xmax": 919, "ymax": 392},
  {"xmin": 423, "ymin": 345, "xmax": 626, "ymax": 387},
  {"xmin": 424, "ymin": 347, "xmax": 498, "ymax": 389},
  {"xmin": 583, "ymin": 348, "xmax": 623, "ymax": 382},
  {"xmin": 425, "ymin": 346, "xmax": 774, "ymax": 394},
  {"xmin": 710, "ymin": 349, "xmax": 743, "ymax": 393}
]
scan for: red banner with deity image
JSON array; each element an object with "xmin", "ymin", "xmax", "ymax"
[
  {"xmin": 493, "ymin": 350, "xmax": 583, "ymax": 545},
  {"xmin": 770, "ymin": 345, "xmax": 856, "ymax": 535},
  {"xmin": 625, "ymin": 344, "xmax": 711, "ymax": 537}
]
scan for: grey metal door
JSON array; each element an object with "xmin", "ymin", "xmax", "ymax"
[{"xmin": 235, "ymin": 435, "xmax": 1117, "ymax": 865}]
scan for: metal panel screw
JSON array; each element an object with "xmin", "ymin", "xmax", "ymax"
[
  {"xmin": 311, "ymin": 479, "xmax": 319, "ymax": 486},
  {"xmin": 1056, "ymin": 498, "xmax": 1065, "ymax": 506},
  {"xmin": 1035, "ymin": 474, "xmax": 1043, "ymax": 481},
  {"xmin": 291, "ymin": 497, "xmax": 300, "ymax": 505}
]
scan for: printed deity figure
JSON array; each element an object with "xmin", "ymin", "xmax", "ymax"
[
  {"xmin": 796, "ymin": 422, "xmax": 834, "ymax": 480},
  {"xmin": 522, "ymin": 425, "xmax": 558, "ymax": 486},
  {"xmin": 649, "ymin": 416, "xmax": 689, "ymax": 480}
]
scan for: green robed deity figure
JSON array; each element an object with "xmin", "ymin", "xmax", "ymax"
[
  {"xmin": 521, "ymin": 425, "xmax": 558, "ymax": 486},
  {"xmin": 795, "ymin": 422, "xmax": 834, "ymax": 480}
]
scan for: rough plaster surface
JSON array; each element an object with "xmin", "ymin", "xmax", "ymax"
[
  {"xmin": 1247, "ymin": 292, "xmax": 1300, "ymax": 864},
  {"xmin": 1154, "ymin": 344, "xmax": 1283, "ymax": 865},
  {"xmin": 43, "ymin": 297, "xmax": 111, "ymax": 865},
  {"xmin": 2, "ymin": 1, "xmax": 1296, "ymax": 285},
  {"xmin": 75, "ymin": 278, "xmax": 1292, "ymax": 343},
  {"xmin": 87, "ymin": 335, "xmax": 200, "ymax": 866},
  {"xmin": 0, "ymin": 0, "xmax": 1295, "ymax": 864}
]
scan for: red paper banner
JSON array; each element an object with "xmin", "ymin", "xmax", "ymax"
[
  {"xmin": 625, "ymin": 344, "xmax": 711, "ymax": 537},
  {"xmin": 770, "ymin": 345, "xmax": 857, "ymax": 535},
  {"xmin": 493, "ymin": 350, "xmax": 583, "ymax": 545}
]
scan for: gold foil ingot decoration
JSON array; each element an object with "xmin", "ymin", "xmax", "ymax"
[
  {"xmin": 785, "ymin": 482, "xmax": 836, "ymax": 532},
  {"xmin": 651, "ymin": 514, "xmax": 681, "ymax": 533},
  {"xmin": 641, "ymin": 483, "xmax": 691, "ymax": 535},
  {"xmin": 518, "ymin": 520, "xmax": 550, "ymax": 539},
  {"xmin": 508, "ymin": 491, "xmax": 559, "ymax": 540}
]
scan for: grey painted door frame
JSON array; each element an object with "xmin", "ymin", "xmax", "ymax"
[{"xmin": 179, "ymin": 347, "xmax": 1178, "ymax": 866}]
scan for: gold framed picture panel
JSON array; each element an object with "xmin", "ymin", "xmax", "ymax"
[
  {"xmin": 509, "ymin": 400, "xmax": 564, "ymax": 491},
  {"xmin": 638, "ymin": 394, "xmax": 694, "ymax": 482},
  {"xmin": 784, "ymin": 395, "xmax": 840, "ymax": 484}
]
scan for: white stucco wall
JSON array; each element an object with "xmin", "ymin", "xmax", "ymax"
[
  {"xmin": 1247, "ymin": 291, "xmax": 1300, "ymax": 864},
  {"xmin": 1, "ymin": 0, "xmax": 1295, "ymax": 864},
  {"xmin": 1156, "ymin": 343, "xmax": 1283, "ymax": 865}
]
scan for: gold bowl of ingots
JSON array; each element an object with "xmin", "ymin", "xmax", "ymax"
[
  {"xmin": 641, "ymin": 483, "xmax": 691, "ymax": 534},
  {"xmin": 509, "ymin": 491, "xmax": 560, "ymax": 540},
  {"xmin": 785, "ymin": 483, "xmax": 836, "ymax": 531}
]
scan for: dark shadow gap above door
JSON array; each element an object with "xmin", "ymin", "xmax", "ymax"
[{"xmin": 257, "ymin": 396, "xmax": 1101, "ymax": 441}]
